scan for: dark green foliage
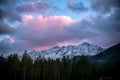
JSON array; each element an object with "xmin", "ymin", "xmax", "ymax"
[
  {"xmin": 7, "ymin": 54, "xmax": 20, "ymax": 80},
  {"xmin": 70, "ymin": 56, "xmax": 92, "ymax": 80},
  {"xmin": 0, "ymin": 55, "xmax": 7, "ymax": 80},
  {"xmin": 0, "ymin": 50, "xmax": 120, "ymax": 80},
  {"xmin": 20, "ymin": 50, "xmax": 33, "ymax": 80}
]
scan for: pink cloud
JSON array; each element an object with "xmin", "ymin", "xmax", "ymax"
[
  {"xmin": 15, "ymin": 15, "xmax": 74, "ymax": 50},
  {"xmin": 22, "ymin": 15, "xmax": 73, "ymax": 34}
]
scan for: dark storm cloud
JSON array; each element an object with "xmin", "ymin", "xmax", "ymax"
[
  {"xmin": 91, "ymin": 0, "xmax": 120, "ymax": 34},
  {"xmin": 0, "ymin": 9, "xmax": 21, "ymax": 22},
  {"xmin": 91, "ymin": 0, "xmax": 120, "ymax": 13},
  {"xmin": 93, "ymin": 15, "xmax": 120, "ymax": 41},
  {"xmin": 0, "ymin": 21, "xmax": 15, "ymax": 35},
  {"xmin": 0, "ymin": 0, "xmax": 18, "ymax": 35},
  {"xmin": 0, "ymin": 0, "xmax": 18, "ymax": 6},
  {"xmin": 0, "ymin": 0, "xmax": 21, "ymax": 22},
  {"xmin": 67, "ymin": 0, "xmax": 88, "ymax": 13},
  {"xmin": 0, "ymin": 0, "xmax": 22, "ymax": 54},
  {"xmin": 90, "ymin": 0, "xmax": 120, "ymax": 46}
]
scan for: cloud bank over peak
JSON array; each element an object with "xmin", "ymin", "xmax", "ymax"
[{"xmin": 0, "ymin": 0, "xmax": 120, "ymax": 54}]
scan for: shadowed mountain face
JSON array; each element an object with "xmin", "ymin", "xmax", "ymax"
[{"xmin": 91, "ymin": 43, "xmax": 120, "ymax": 62}]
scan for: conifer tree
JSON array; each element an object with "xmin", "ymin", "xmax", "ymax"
[
  {"xmin": 7, "ymin": 54, "xmax": 20, "ymax": 80},
  {"xmin": 21, "ymin": 50, "xmax": 33, "ymax": 80}
]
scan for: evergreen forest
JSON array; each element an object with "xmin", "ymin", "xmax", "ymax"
[{"xmin": 0, "ymin": 50, "xmax": 120, "ymax": 80}]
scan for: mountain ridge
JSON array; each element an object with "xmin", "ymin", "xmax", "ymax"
[{"xmin": 28, "ymin": 42, "xmax": 104, "ymax": 59}]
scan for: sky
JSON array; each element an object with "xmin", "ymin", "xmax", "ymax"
[{"xmin": 0, "ymin": 0, "xmax": 120, "ymax": 54}]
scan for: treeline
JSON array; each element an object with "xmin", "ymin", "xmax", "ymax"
[{"xmin": 0, "ymin": 50, "xmax": 120, "ymax": 80}]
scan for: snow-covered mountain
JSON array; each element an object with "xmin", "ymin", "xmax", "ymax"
[{"xmin": 29, "ymin": 42, "xmax": 104, "ymax": 59}]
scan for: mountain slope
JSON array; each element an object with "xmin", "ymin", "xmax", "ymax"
[
  {"xmin": 91, "ymin": 43, "xmax": 120, "ymax": 62},
  {"xmin": 29, "ymin": 42, "xmax": 104, "ymax": 59}
]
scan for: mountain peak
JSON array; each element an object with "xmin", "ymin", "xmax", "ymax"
[
  {"xmin": 80, "ymin": 42, "xmax": 97, "ymax": 46},
  {"xmin": 81, "ymin": 42, "xmax": 91, "ymax": 45}
]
